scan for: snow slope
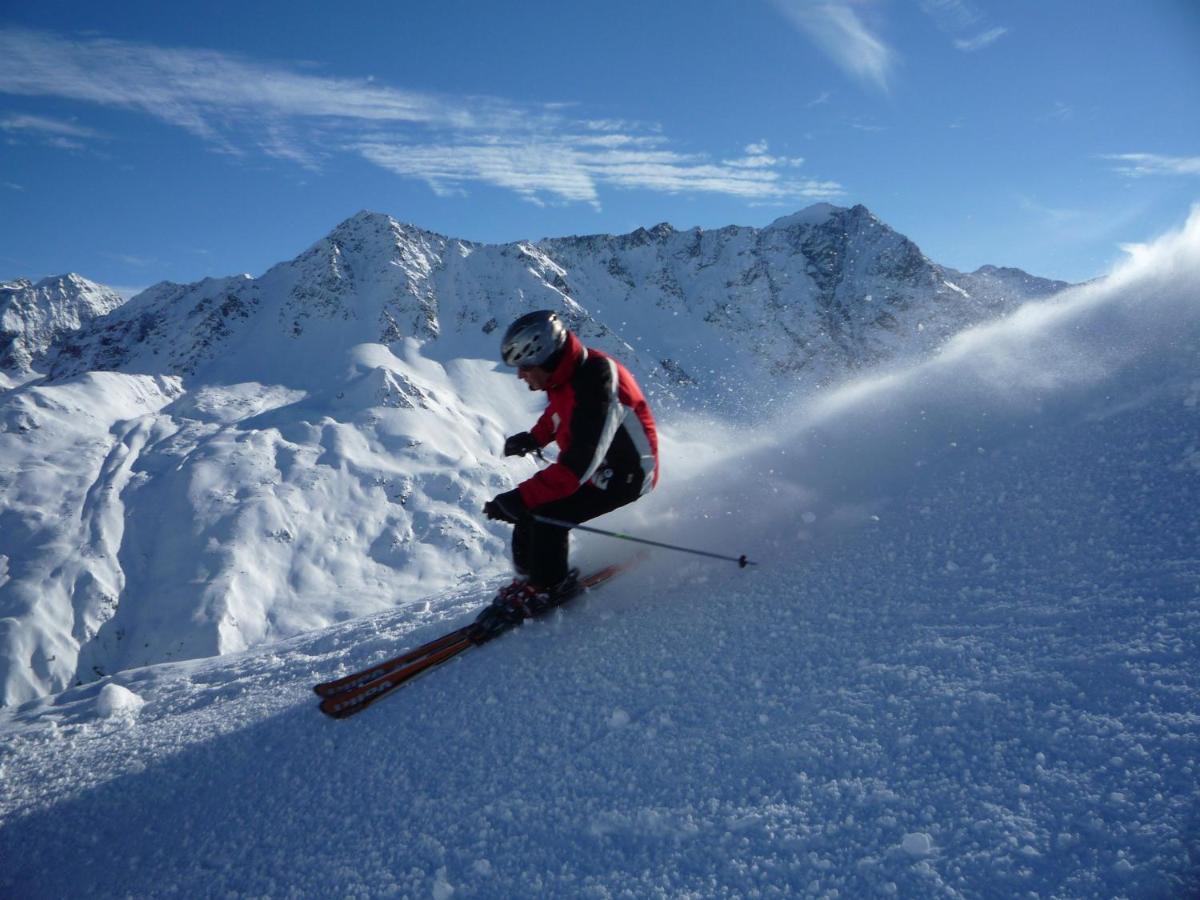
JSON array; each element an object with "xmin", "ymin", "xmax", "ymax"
[
  {"xmin": 0, "ymin": 211, "xmax": 1196, "ymax": 897},
  {"xmin": 0, "ymin": 205, "xmax": 1068, "ymax": 707},
  {"xmin": 0, "ymin": 345, "xmax": 543, "ymax": 704}
]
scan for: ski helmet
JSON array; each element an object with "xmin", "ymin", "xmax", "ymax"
[{"xmin": 500, "ymin": 310, "xmax": 568, "ymax": 368}]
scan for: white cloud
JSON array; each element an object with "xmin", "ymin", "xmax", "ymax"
[
  {"xmin": 769, "ymin": 1, "xmax": 895, "ymax": 93},
  {"xmin": 1101, "ymin": 153, "xmax": 1200, "ymax": 178},
  {"xmin": 0, "ymin": 113, "xmax": 105, "ymax": 151},
  {"xmin": 0, "ymin": 27, "xmax": 844, "ymax": 208},
  {"xmin": 954, "ymin": 27, "xmax": 1008, "ymax": 52},
  {"xmin": 0, "ymin": 25, "xmax": 479, "ymax": 163},
  {"xmin": 359, "ymin": 140, "xmax": 600, "ymax": 205},
  {"xmin": 920, "ymin": 0, "xmax": 1009, "ymax": 52},
  {"xmin": 0, "ymin": 113, "xmax": 103, "ymax": 139},
  {"xmin": 847, "ymin": 117, "xmax": 886, "ymax": 133},
  {"xmin": 360, "ymin": 136, "xmax": 842, "ymax": 206}
]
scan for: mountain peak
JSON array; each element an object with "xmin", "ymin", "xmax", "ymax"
[
  {"xmin": 341, "ymin": 209, "xmax": 396, "ymax": 227},
  {"xmin": 317, "ymin": 211, "xmax": 454, "ymax": 258},
  {"xmin": 1, "ymin": 273, "xmax": 126, "ymax": 375}
]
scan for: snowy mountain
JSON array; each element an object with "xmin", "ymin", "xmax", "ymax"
[
  {"xmin": 45, "ymin": 205, "xmax": 1066, "ymax": 400},
  {"xmin": 0, "ymin": 274, "xmax": 125, "ymax": 382},
  {"xmin": 0, "ymin": 204, "xmax": 1071, "ymax": 708},
  {"xmin": 539, "ymin": 203, "xmax": 1067, "ymax": 397},
  {"xmin": 45, "ymin": 215, "xmax": 619, "ymax": 390},
  {"xmin": 0, "ymin": 208, "xmax": 1195, "ymax": 899}
]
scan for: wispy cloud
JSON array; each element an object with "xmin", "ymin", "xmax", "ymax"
[
  {"xmin": 0, "ymin": 27, "xmax": 843, "ymax": 207},
  {"xmin": 360, "ymin": 138, "xmax": 841, "ymax": 207},
  {"xmin": 0, "ymin": 28, "xmax": 470, "ymax": 144},
  {"xmin": 0, "ymin": 113, "xmax": 103, "ymax": 139},
  {"xmin": 920, "ymin": 0, "xmax": 1009, "ymax": 52},
  {"xmin": 0, "ymin": 112, "xmax": 106, "ymax": 150},
  {"xmin": 846, "ymin": 117, "xmax": 886, "ymax": 133},
  {"xmin": 953, "ymin": 27, "xmax": 1008, "ymax": 52},
  {"xmin": 769, "ymin": 1, "xmax": 895, "ymax": 93},
  {"xmin": 1101, "ymin": 153, "xmax": 1200, "ymax": 178}
]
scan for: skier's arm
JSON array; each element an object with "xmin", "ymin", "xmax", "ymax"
[
  {"xmin": 517, "ymin": 357, "xmax": 619, "ymax": 507},
  {"xmin": 530, "ymin": 407, "xmax": 555, "ymax": 446}
]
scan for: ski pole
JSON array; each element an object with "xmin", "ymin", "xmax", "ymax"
[{"xmin": 531, "ymin": 514, "xmax": 757, "ymax": 568}]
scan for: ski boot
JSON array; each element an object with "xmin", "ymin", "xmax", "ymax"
[
  {"xmin": 470, "ymin": 578, "xmax": 530, "ymax": 643},
  {"xmin": 523, "ymin": 569, "xmax": 581, "ymax": 615},
  {"xmin": 469, "ymin": 570, "xmax": 580, "ymax": 644}
]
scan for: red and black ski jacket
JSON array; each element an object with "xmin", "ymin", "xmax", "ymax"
[{"xmin": 518, "ymin": 332, "xmax": 659, "ymax": 509}]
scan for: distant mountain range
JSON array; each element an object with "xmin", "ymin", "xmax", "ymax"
[
  {"xmin": 7, "ymin": 204, "xmax": 1067, "ymax": 404},
  {"xmin": 0, "ymin": 204, "xmax": 1071, "ymax": 706}
]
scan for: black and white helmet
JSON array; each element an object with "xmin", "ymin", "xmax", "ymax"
[{"xmin": 500, "ymin": 310, "xmax": 568, "ymax": 368}]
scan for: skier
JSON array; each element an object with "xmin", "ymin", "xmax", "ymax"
[{"xmin": 475, "ymin": 310, "xmax": 658, "ymax": 633}]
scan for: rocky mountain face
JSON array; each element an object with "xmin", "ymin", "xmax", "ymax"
[{"xmin": 0, "ymin": 274, "xmax": 125, "ymax": 377}]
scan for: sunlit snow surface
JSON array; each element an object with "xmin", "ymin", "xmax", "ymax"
[{"xmin": 2, "ymin": 211, "xmax": 1199, "ymax": 896}]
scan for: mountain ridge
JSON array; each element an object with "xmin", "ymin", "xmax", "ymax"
[{"xmin": 28, "ymin": 204, "xmax": 1069, "ymax": 402}]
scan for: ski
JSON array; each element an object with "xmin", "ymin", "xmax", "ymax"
[
  {"xmin": 316, "ymin": 556, "xmax": 640, "ymax": 719},
  {"xmin": 317, "ymin": 634, "xmax": 475, "ymax": 718},
  {"xmin": 312, "ymin": 624, "xmax": 476, "ymax": 698}
]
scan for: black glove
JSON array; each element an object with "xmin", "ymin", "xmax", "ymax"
[
  {"xmin": 503, "ymin": 432, "xmax": 541, "ymax": 458},
  {"xmin": 484, "ymin": 489, "xmax": 528, "ymax": 525}
]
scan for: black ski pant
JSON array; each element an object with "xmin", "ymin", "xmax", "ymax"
[{"xmin": 513, "ymin": 483, "xmax": 640, "ymax": 587}]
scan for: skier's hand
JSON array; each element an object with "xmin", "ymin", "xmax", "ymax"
[
  {"xmin": 484, "ymin": 490, "xmax": 527, "ymax": 525},
  {"xmin": 503, "ymin": 432, "xmax": 540, "ymax": 458}
]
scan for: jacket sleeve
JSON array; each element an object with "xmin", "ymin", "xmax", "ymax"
[{"xmin": 530, "ymin": 407, "xmax": 555, "ymax": 447}]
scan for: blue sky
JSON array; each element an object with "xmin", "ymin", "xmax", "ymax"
[{"xmin": 2, "ymin": 1, "xmax": 1198, "ymax": 293}]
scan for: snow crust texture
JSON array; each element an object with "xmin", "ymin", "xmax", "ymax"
[{"xmin": 0, "ymin": 208, "xmax": 1197, "ymax": 897}]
